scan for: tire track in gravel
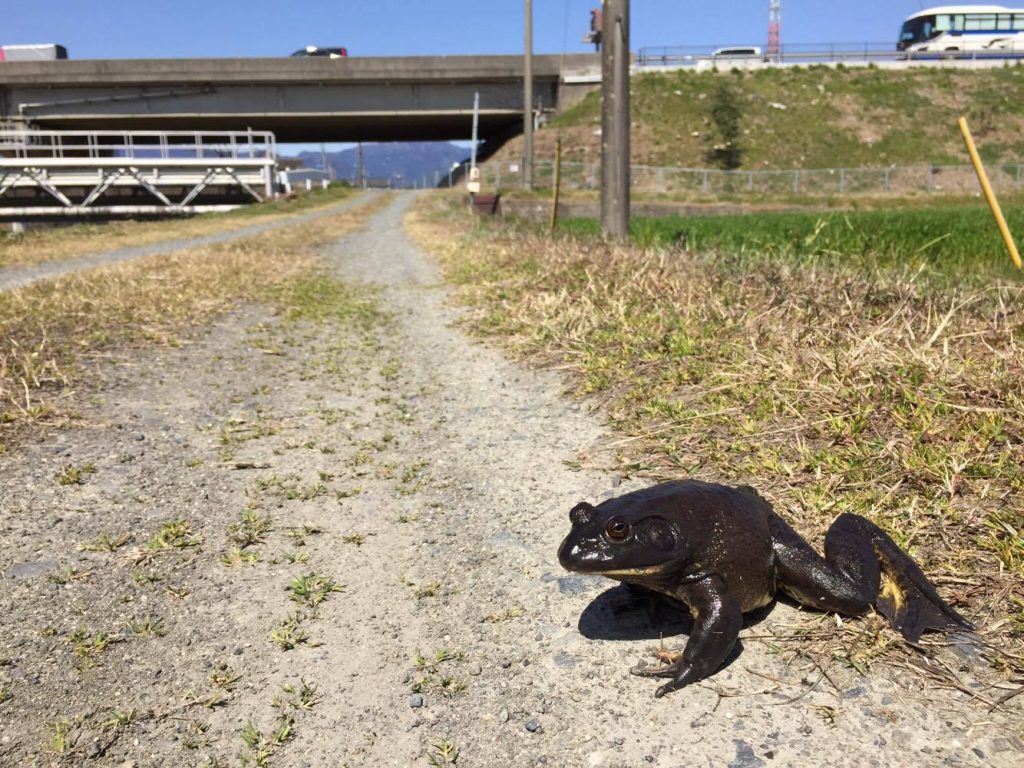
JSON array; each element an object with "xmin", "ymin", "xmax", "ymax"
[{"xmin": 0, "ymin": 191, "xmax": 381, "ymax": 292}]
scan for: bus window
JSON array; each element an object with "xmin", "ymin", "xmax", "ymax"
[
  {"xmin": 965, "ymin": 14, "xmax": 996, "ymax": 31},
  {"xmin": 1014, "ymin": 15, "xmax": 1024, "ymax": 31},
  {"xmin": 935, "ymin": 14, "xmax": 951, "ymax": 31},
  {"xmin": 998, "ymin": 14, "xmax": 1013, "ymax": 30}
]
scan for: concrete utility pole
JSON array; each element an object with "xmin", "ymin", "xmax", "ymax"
[
  {"xmin": 523, "ymin": 0, "xmax": 534, "ymax": 190},
  {"xmin": 600, "ymin": 0, "xmax": 629, "ymax": 240},
  {"xmin": 357, "ymin": 142, "xmax": 365, "ymax": 189}
]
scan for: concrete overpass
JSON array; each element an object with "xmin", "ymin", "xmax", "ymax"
[{"xmin": 0, "ymin": 55, "xmax": 600, "ymax": 143}]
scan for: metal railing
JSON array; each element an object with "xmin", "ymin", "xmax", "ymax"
[
  {"xmin": 0, "ymin": 129, "xmax": 276, "ymax": 161},
  {"xmin": 0, "ymin": 129, "xmax": 279, "ymax": 218},
  {"xmin": 637, "ymin": 41, "xmax": 1024, "ymax": 68},
  {"xmin": 483, "ymin": 160, "xmax": 1024, "ymax": 197}
]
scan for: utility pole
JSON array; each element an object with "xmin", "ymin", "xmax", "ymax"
[
  {"xmin": 356, "ymin": 142, "xmax": 365, "ymax": 189},
  {"xmin": 523, "ymin": 0, "xmax": 534, "ymax": 190},
  {"xmin": 600, "ymin": 0, "xmax": 629, "ymax": 240},
  {"xmin": 470, "ymin": 91, "xmax": 480, "ymax": 172}
]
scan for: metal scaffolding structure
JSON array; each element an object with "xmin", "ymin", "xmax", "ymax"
[
  {"xmin": 0, "ymin": 129, "xmax": 277, "ymax": 220},
  {"xmin": 768, "ymin": 0, "xmax": 782, "ymax": 62}
]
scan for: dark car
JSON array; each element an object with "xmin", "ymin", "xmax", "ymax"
[{"xmin": 290, "ymin": 46, "xmax": 347, "ymax": 58}]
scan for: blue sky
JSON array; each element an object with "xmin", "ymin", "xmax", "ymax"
[{"xmin": 4, "ymin": 1, "xmax": 968, "ymax": 59}]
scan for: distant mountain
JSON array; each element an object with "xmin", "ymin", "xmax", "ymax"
[{"xmin": 293, "ymin": 142, "xmax": 470, "ymax": 187}]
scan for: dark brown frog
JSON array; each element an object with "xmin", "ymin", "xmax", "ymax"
[{"xmin": 558, "ymin": 479, "xmax": 971, "ymax": 697}]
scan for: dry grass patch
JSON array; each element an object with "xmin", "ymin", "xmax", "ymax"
[
  {"xmin": 408, "ymin": 195, "xmax": 1024, "ymax": 675},
  {"xmin": 0, "ymin": 193, "xmax": 388, "ymax": 446},
  {"xmin": 0, "ymin": 186, "xmax": 354, "ymax": 269}
]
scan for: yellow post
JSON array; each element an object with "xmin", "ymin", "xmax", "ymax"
[
  {"xmin": 958, "ymin": 116, "xmax": 1022, "ymax": 269},
  {"xmin": 550, "ymin": 137, "xmax": 563, "ymax": 231}
]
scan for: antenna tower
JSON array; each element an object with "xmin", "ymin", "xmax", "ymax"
[{"xmin": 768, "ymin": 0, "xmax": 781, "ymax": 61}]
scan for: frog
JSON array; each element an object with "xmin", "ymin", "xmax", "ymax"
[{"xmin": 557, "ymin": 479, "xmax": 972, "ymax": 698}]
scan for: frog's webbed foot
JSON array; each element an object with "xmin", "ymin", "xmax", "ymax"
[
  {"xmin": 872, "ymin": 531, "xmax": 973, "ymax": 642},
  {"xmin": 630, "ymin": 661, "xmax": 677, "ymax": 679},
  {"xmin": 770, "ymin": 512, "xmax": 972, "ymax": 643},
  {"xmin": 631, "ymin": 659, "xmax": 713, "ymax": 697}
]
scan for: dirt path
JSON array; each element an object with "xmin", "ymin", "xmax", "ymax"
[
  {"xmin": 1, "ymin": 193, "xmax": 1020, "ymax": 767},
  {"xmin": 0, "ymin": 192, "xmax": 379, "ymax": 292}
]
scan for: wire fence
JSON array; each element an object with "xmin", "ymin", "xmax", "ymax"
[{"xmin": 480, "ymin": 160, "xmax": 1024, "ymax": 197}]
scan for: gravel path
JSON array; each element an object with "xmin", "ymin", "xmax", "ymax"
[
  {"xmin": 0, "ymin": 192, "xmax": 1020, "ymax": 767},
  {"xmin": 0, "ymin": 192, "xmax": 379, "ymax": 292}
]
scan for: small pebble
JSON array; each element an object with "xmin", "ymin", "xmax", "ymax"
[
  {"xmin": 408, "ymin": 694, "xmax": 424, "ymax": 709},
  {"xmin": 499, "ymin": 709, "xmax": 510, "ymax": 723},
  {"xmin": 525, "ymin": 719, "xmax": 542, "ymax": 733},
  {"xmin": 469, "ymin": 665, "xmax": 482, "ymax": 676}
]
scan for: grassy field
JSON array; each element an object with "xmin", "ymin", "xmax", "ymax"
[
  {"xmin": 558, "ymin": 203, "xmax": 1024, "ymax": 281},
  {"xmin": 0, "ymin": 191, "xmax": 386, "ymax": 448},
  {"xmin": 0, "ymin": 185, "xmax": 355, "ymax": 270},
  {"xmin": 411, "ymin": 196, "xmax": 1024, "ymax": 662},
  {"xmin": 490, "ymin": 65, "xmax": 1024, "ymax": 174}
]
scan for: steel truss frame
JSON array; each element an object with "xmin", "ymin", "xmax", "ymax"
[{"xmin": 0, "ymin": 129, "xmax": 278, "ymax": 218}]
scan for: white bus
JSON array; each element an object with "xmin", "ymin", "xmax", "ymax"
[{"xmin": 898, "ymin": 5, "xmax": 1024, "ymax": 55}]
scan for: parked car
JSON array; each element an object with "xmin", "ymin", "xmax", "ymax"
[
  {"xmin": 710, "ymin": 46, "xmax": 762, "ymax": 60},
  {"xmin": 290, "ymin": 46, "xmax": 347, "ymax": 58}
]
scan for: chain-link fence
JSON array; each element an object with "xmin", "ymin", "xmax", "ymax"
[{"xmin": 480, "ymin": 160, "xmax": 1024, "ymax": 197}]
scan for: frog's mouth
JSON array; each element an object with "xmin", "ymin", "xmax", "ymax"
[{"xmin": 590, "ymin": 565, "xmax": 671, "ymax": 578}]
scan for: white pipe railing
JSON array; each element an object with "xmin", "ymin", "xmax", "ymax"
[{"xmin": 0, "ymin": 129, "xmax": 277, "ymax": 162}]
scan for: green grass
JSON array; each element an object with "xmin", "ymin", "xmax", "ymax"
[
  {"xmin": 558, "ymin": 204, "xmax": 1024, "ymax": 281},
  {"xmin": 548, "ymin": 65, "xmax": 1024, "ymax": 170},
  {"xmin": 287, "ymin": 572, "xmax": 343, "ymax": 608}
]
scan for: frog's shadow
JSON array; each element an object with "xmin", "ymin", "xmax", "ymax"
[{"xmin": 578, "ymin": 584, "xmax": 775, "ymax": 644}]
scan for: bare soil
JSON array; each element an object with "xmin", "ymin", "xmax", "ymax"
[{"xmin": 1, "ymin": 193, "xmax": 1021, "ymax": 767}]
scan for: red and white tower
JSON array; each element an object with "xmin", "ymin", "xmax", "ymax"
[{"xmin": 768, "ymin": 0, "xmax": 782, "ymax": 61}]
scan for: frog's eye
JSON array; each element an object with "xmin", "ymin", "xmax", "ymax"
[{"xmin": 605, "ymin": 517, "xmax": 631, "ymax": 541}]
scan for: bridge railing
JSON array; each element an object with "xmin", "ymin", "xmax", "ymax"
[
  {"xmin": 0, "ymin": 129, "xmax": 279, "ymax": 218},
  {"xmin": 0, "ymin": 129, "xmax": 277, "ymax": 162}
]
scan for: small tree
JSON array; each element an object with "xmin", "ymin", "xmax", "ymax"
[{"xmin": 704, "ymin": 82, "xmax": 744, "ymax": 171}]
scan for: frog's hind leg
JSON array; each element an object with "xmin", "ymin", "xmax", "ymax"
[{"xmin": 769, "ymin": 512, "xmax": 971, "ymax": 643}]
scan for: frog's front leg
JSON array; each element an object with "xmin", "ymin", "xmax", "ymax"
[{"xmin": 630, "ymin": 574, "xmax": 742, "ymax": 698}]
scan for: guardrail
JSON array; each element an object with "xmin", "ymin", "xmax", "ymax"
[{"xmin": 637, "ymin": 42, "xmax": 1024, "ymax": 68}]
